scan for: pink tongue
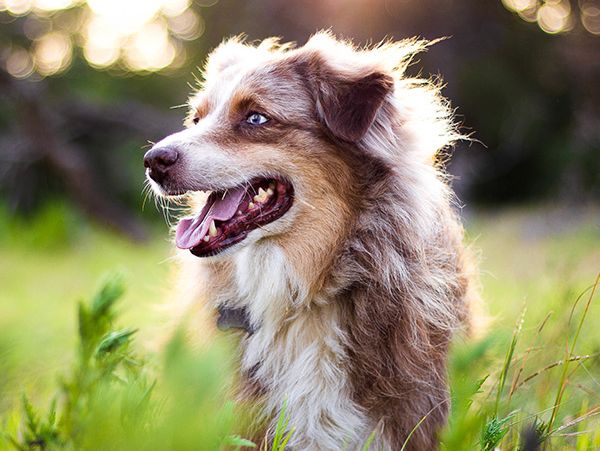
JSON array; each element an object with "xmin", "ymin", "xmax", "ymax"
[{"xmin": 175, "ymin": 187, "xmax": 246, "ymax": 249}]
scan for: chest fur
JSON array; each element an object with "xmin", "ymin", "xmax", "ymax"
[{"xmin": 213, "ymin": 245, "xmax": 372, "ymax": 449}]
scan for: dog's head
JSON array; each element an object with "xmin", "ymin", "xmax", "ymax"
[{"xmin": 144, "ymin": 33, "xmax": 450, "ymax": 273}]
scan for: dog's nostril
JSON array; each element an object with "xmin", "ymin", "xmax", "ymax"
[
  {"xmin": 143, "ymin": 146, "xmax": 179, "ymax": 172},
  {"xmin": 157, "ymin": 148, "xmax": 179, "ymax": 166}
]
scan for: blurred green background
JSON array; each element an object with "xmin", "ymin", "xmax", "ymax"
[{"xmin": 0, "ymin": 0, "xmax": 599, "ymax": 448}]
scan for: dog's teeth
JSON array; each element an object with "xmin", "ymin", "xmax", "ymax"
[
  {"xmin": 203, "ymin": 235, "xmax": 210, "ymax": 242},
  {"xmin": 209, "ymin": 220, "xmax": 218, "ymax": 237},
  {"xmin": 248, "ymin": 202, "xmax": 255, "ymax": 209},
  {"xmin": 253, "ymin": 187, "xmax": 268, "ymax": 203}
]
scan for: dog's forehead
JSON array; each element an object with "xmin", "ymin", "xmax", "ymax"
[
  {"xmin": 204, "ymin": 63, "xmax": 251, "ymax": 106},
  {"xmin": 188, "ymin": 64, "xmax": 249, "ymax": 114},
  {"xmin": 198, "ymin": 56, "xmax": 303, "ymax": 111}
]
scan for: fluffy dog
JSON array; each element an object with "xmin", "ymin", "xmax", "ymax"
[{"xmin": 144, "ymin": 32, "xmax": 478, "ymax": 450}]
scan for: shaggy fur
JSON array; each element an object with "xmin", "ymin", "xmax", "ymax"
[{"xmin": 147, "ymin": 32, "xmax": 478, "ymax": 450}]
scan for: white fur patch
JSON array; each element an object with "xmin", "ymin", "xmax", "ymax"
[{"xmin": 232, "ymin": 242, "xmax": 371, "ymax": 450}]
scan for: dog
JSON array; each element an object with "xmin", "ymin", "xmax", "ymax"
[{"xmin": 144, "ymin": 32, "xmax": 478, "ymax": 450}]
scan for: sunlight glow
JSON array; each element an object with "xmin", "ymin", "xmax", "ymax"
[
  {"xmin": 5, "ymin": 0, "xmax": 33, "ymax": 15},
  {"xmin": 83, "ymin": 16, "xmax": 123, "ymax": 67},
  {"xmin": 33, "ymin": 0, "xmax": 77, "ymax": 11},
  {"xmin": 1, "ymin": 0, "xmax": 204, "ymax": 77},
  {"xmin": 502, "ymin": 0, "xmax": 538, "ymax": 13},
  {"xmin": 502, "ymin": 0, "xmax": 581, "ymax": 34},
  {"xmin": 87, "ymin": 0, "xmax": 161, "ymax": 34},
  {"xmin": 124, "ymin": 21, "xmax": 176, "ymax": 71},
  {"xmin": 161, "ymin": 0, "xmax": 191, "ymax": 17}
]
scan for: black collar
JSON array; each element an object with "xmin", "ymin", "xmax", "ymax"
[{"xmin": 216, "ymin": 305, "xmax": 254, "ymax": 335}]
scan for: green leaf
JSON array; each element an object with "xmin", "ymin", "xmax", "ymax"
[
  {"xmin": 481, "ymin": 415, "xmax": 513, "ymax": 451},
  {"xmin": 224, "ymin": 435, "xmax": 257, "ymax": 448},
  {"xmin": 21, "ymin": 394, "xmax": 38, "ymax": 436},
  {"xmin": 90, "ymin": 274, "xmax": 125, "ymax": 319},
  {"xmin": 95, "ymin": 328, "xmax": 137, "ymax": 356}
]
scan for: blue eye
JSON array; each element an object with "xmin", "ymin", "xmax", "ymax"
[{"xmin": 246, "ymin": 112, "xmax": 269, "ymax": 125}]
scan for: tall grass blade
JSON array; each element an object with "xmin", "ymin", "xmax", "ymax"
[
  {"xmin": 361, "ymin": 430, "xmax": 377, "ymax": 451},
  {"xmin": 267, "ymin": 400, "xmax": 294, "ymax": 451},
  {"xmin": 547, "ymin": 272, "xmax": 600, "ymax": 433},
  {"xmin": 400, "ymin": 399, "xmax": 447, "ymax": 451},
  {"xmin": 494, "ymin": 307, "xmax": 525, "ymax": 417}
]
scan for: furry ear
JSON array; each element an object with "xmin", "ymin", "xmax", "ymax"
[{"xmin": 315, "ymin": 69, "xmax": 394, "ymax": 142}]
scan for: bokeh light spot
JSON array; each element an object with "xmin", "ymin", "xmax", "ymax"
[
  {"xmin": 83, "ymin": 41, "xmax": 119, "ymax": 68},
  {"xmin": 161, "ymin": 0, "xmax": 190, "ymax": 17},
  {"xmin": 33, "ymin": 0, "xmax": 76, "ymax": 11},
  {"xmin": 169, "ymin": 9, "xmax": 202, "ymax": 41},
  {"xmin": 502, "ymin": 0, "xmax": 538, "ymax": 13},
  {"xmin": 124, "ymin": 21, "xmax": 175, "ymax": 72},
  {"xmin": 6, "ymin": 0, "xmax": 33, "ymax": 15},
  {"xmin": 6, "ymin": 45, "xmax": 35, "ymax": 78},
  {"xmin": 537, "ymin": 0, "xmax": 573, "ymax": 33},
  {"xmin": 33, "ymin": 31, "xmax": 72, "ymax": 75},
  {"xmin": 88, "ymin": 0, "xmax": 162, "ymax": 34},
  {"xmin": 2, "ymin": 0, "xmax": 207, "ymax": 76},
  {"xmin": 501, "ymin": 0, "xmax": 600, "ymax": 35},
  {"xmin": 581, "ymin": 4, "xmax": 600, "ymax": 34}
]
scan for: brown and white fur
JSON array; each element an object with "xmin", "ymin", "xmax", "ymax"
[{"xmin": 147, "ymin": 32, "xmax": 478, "ymax": 450}]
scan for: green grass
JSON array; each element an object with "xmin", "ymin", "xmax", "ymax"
[
  {"xmin": 0, "ymin": 202, "xmax": 171, "ymax": 417},
  {"xmin": 1, "ymin": 203, "xmax": 599, "ymax": 449},
  {"xmin": 447, "ymin": 206, "xmax": 600, "ymax": 449}
]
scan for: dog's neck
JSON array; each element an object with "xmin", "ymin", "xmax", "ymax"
[
  {"xmin": 216, "ymin": 304, "xmax": 254, "ymax": 335},
  {"xmin": 208, "ymin": 240, "xmax": 373, "ymax": 449}
]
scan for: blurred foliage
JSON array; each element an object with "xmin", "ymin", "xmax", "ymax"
[
  {"xmin": 1, "ymin": 228, "xmax": 599, "ymax": 449},
  {"xmin": 441, "ymin": 272, "xmax": 600, "ymax": 449},
  {"xmin": 0, "ymin": 201, "xmax": 80, "ymax": 249},
  {"xmin": 1, "ymin": 274, "xmax": 247, "ymax": 450}
]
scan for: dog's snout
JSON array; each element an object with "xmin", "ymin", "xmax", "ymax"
[
  {"xmin": 144, "ymin": 146, "xmax": 179, "ymax": 169},
  {"xmin": 144, "ymin": 146, "xmax": 179, "ymax": 183}
]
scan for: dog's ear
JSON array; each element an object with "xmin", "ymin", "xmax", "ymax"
[
  {"xmin": 317, "ymin": 70, "xmax": 394, "ymax": 142},
  {"xmin": 305, "ymin": 60, "xmax": 394, "ymax": 142}
]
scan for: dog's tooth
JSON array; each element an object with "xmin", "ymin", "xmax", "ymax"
[
  {"xmin": 248, "ymin": 202, "xmax": 255, "ymax": 209},
  {"xmin": 237, "ymin": 210, "xmax": 242, "ymax": 216},
  {"xmin": 267, "ymin": 187, "xmax": 274, "ymax": 196},
  {"xmin": 209, "ymin": 220, "xmax": 218, "ymax": 237},
  {"xmin": 253, "ymin": 187, "xmax": 268, "ymax": 203},
  {"xmin": 203, "ymin": 235, "xmax": 210, "ymax": 242}
]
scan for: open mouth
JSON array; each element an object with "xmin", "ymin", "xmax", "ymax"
[{"xmin": 175, "ymin": 177, "xmax": 294, "ymax": 257}]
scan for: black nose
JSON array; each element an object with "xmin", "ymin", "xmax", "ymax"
[{"xmin": 144, "ymin": 146, "xmax": 179, "ymax": 183}]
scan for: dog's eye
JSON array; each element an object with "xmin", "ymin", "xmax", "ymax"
[
  {"xmin": 192, "ymin": 117, "xmax": 200, "ymax": 125},
  {"xmin": 246, "ymin": 112, "xmax": 269, "ymax": 126}
]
